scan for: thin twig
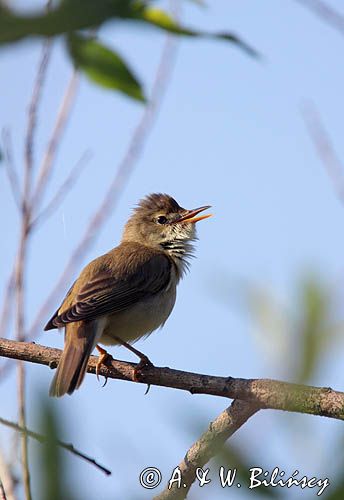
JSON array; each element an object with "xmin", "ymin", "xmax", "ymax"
[
  {"xmin": 0, "ymin": 416, "xmax": 111, "ymax": 476},
  {"xmin": 153, "ymin": 400, "xmax": 259, "ymax": 500},
  {"xmin": 0, "ymin": 271, "xmax": 15, "ymax": 340},
  {"xmin": 28, "ymin": 33, "xmax": 178, "ymax": 339},
  {"xmin": 0, "ymin": 269, "xmax": 15, "ymax": 377},
  {"xmin": 30, "ymin": 70, "xmax": 79, "ymax": 214},
  {"xmin": 31, "ymin": 150, "xmax": 92, "ymax": 230},
  {"xmin": 16, "ymin": 366, "xmax": 30, "ymax": 500},
  {"xmin": 1, "ymin": 129, "xmax": 21, "ymax": 210},
  {"xmin": 0, "ymin": 360, "xmax": 11, "ymax": 381},
  {"xmin": 13, "ymin": 206, "xmax": 31, "ymax": 499},
  {"xmin": 296, "ymin": 0, "xmax": 344, "ymax": 37},
  {"xmin": 0, "ymin": 482, "xmax": 6, "ymax": 500},
  {"xmin": 301, "ymin": 102, "xmax": 344, "ymax": 204},
  {"xmin": 15, "ymin": 32, "xmax": 54, "ymax": 500},
  {"xmin": 25, "ymin": 38, "xmax": 53, "ymax": 202},
  {"xmin": 0, "ymin": 445, "xmax": 16, "ymax": 500},
  {"xmin": 0, "ymin": 339, "xmax": 343, "ymax": 421},
  {"xmin": 14, "ymin": 222, "xmax": 32, "ymax": 500}
]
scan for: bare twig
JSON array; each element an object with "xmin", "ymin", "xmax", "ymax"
[
  {"xmin": 1, "ymin": 129, "xmax": 21, "ymax": 210},
  {"xmin": 0, "ymin": 416, "xmax": 111, "ymax": 476},
  {"xmin": 14, "ymin": 224, "xmax": 31, "ymax": 500},
  {"xmin": 0, "ymin": 447, "xmax": 16, "ymax": 500},
  {"xmin": 15, "ymin": 32, "xmax": 55, "ymax": 500},
  {"xmin": 0, "ymin": 269, "xmax": 15, "ymax": 379},
  {"xmin": 296, "ymin": 0, "xmax": 344, "ymax": 37},
  {"xmin": 15, "ymin": 366, "xmax": 30, "ymax": 500},
  {"xmin": 0, "ymin": 271, "xmax": 15, "ymax": 340},
  {"xmin": 28, "ymin": 33, "xmax": 178, "ymax": 339},
  {"xmin": 154, "ymin": 400, "xmax": 259, "ymax": 500},
  {"xmin": 301, "ymin": 102, "xmax": 344, "ymax": 204},
  {"xmin": 0, "ymin": 482, "xmax": 6, "ymax": 500},
  {"xmin": 25, "ymin": 38, "xmax": 53, "ymax": 199},
  {"xmin": 31, "ymin": 150, "xmax": 92, "ymax": 230},
  {"xmin": 0, "ymin": 339, "xmax": 343, "ymax": 421},
  {"xmin": 0, "ymin": 360, "xmax": 11, "ymax": 381},
  {"xmin": 30, "ymin": 70, "xmax": 79, "ymax": 214}
]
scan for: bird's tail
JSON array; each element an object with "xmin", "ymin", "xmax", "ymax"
[{"xmin": 49, "ymin": 321, "xmax": 98, "ymax": 397}]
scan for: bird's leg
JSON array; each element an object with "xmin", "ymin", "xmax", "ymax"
[
  {"xmin": 113, "ymin": 336, "xmax": 153, "ymax": 385},
  {"xmin": 113, "ymin": 336, "xmax": 153, "ymax": 367},
  {"xmin": 95, "ymin": 345, "xmax": 113, "ymax": 386}
]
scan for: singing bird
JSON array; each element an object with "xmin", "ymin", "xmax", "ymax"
[{"xmin": 45, "ymin": 193, "xmax": 212, "ymax": 396}]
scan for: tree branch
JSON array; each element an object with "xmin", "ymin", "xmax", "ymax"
[
  {"xmin": 30, "ymin": 149, "xmax": 92, "ymax": 230},
  {"xmin": 1, "ymin": 128, "xmax": 21, "ymax": 210},
  {"xmin": 153, "ymin": 400, "xmax": 258, "ymax": 500},
  {"xmin": 0, "ymin": 338, "xmax": 343, "ymax": 420},
  {"xmin": 296, "ymin": 0, "xmax": 344, "ymax": 37},
  {"xmin": 24, "ymin": 38, "xmax": 52, "ymax": 212},
  {"xmin": 301, "ymin": 102, "xmax": 344, "ymax": 204},
  {"xmin": 0, "ymin": 445, "xmax": 16, "ymax": 500},
  {"xmin": 0, "ymin": 416, "xmax": 111, "ymax": 476},
  {"xmin": 30, "ymin": 70, "xmax": 79, "ymax": 215}
]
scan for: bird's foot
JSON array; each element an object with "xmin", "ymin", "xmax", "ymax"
[
  {"xmin": 133, "ymin": 355, "xmax": 154, "ymax": 396},
  {"xmin": 133, "ymin": 354, "xmax": 154, "ymax": 380},
  {"xmin": 95, "ymin": 345, "xmax": 113, "ymax": 386},
  {"xmin": 112, "ymin": 336, "xmax": 153, "ymax": 392}
]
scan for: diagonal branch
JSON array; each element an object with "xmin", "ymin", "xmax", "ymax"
[
  {"xmin": 301, "ymin": 102, "xmax": 344, "ymax": 204},
  {"xmin": 1, "ymin": 128, "xmax": 21, "ymax": 210},
  {"xmin": 24, "ymin": 38, "xmax": 53, "ymax": 212},
  {"xmin": 0, "ymin": 338, "xmax": 343, "ymax": 421},
  {"xmin": 295, "ymin": 0, "xmax": 344, "ymax": 37},
  {"xmin": 153, "ymin": 400, "xmax": 259, "ymax": 500},
  {"xmin": 0, "ymin": 416, "xmax": 111, "ymax": 476},
  {"xmin": 30, "ymin": 70, "xmax": 79, "ymax": 214},
  {"xmin": 30, "ymin": 149, "xmax": 92, "ymax": 230},
  {"xmin": 0, "ymin": 445, "xmax": 16, "ymax": 500}
]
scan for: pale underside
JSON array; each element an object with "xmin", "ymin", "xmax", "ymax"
[{"xmin": 98, "ymin": 277, "xmax": 177, "ymax": 346}]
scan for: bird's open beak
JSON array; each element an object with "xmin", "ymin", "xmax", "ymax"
[{"xmin": 174, "ymin": 205, "xmax": 212, "ymax": 224}]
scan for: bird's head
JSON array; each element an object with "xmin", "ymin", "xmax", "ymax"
[{"xmin": 122, "ymin": 193, "xmax": 212, "ymax": 254}]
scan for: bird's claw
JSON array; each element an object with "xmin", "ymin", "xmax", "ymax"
[
  {"xmin": 133, "ymin": 355, "xmax": 154, "ymax": 382},
  {"xmin": 96, "ymin": 345, "xmax": 113, "ymax": 385}
]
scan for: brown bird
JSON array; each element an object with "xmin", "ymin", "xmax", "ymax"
[{"xmin": 45, "ymin": 193, "xmax": 212, "ymax": 397}]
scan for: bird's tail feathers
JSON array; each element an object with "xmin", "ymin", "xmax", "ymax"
[{"xmin": 49, "ymin": 321, "xmax": 99, "ymax": 397}]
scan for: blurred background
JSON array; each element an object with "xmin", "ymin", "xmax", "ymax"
[{"xmin": 1, "ymin": 0, "xmax": 344, "ymax": 498}]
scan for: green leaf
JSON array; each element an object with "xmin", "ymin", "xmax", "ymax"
[
  {"xmin": 67, "ymin": 34, "xmax": 146, "ymax": 102},
  {"xmin": 135, "ymin": 7, "xmax": 260, "ymax": 58},
  {"xmin": 0, "ymin": 1, "xmax": 135, "ymax": 44},
  {"xmin": 0, "ymin": 0, "xmax": 259, "ymax": 62}
]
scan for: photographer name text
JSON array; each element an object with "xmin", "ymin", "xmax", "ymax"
[{"xmin": 139, "ymin": 466, "xmax": 329, "ymax": 495}]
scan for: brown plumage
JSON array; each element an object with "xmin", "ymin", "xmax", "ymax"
[{"xmin": 45, "ymin": 194, "xmax": 211, "ymax": 397}]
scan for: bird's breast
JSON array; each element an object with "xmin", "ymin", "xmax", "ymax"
[{"xmin": 99, "ymin": 280, "xmax": 177, "ymax": 346}]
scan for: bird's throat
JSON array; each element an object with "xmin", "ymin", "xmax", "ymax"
[{"xmin": 160, "ymin": 239, "xmax": 194, "ymax": 277}]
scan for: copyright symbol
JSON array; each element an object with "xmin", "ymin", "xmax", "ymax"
[{"xmin": 140, "ymin": 467, "xmax": 162, "ymax": 489}]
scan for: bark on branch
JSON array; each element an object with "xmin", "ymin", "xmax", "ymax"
[
  {"xmin": 0, "ymin": 338, "xmax": 343, "ymax": 420},
  {"xmin": 153, "ymin": 400, "xmax": 259, "ymax": 500}
]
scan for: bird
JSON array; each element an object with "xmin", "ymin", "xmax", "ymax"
[{"xmin": 45, "ymin": 193, "xmax": 212, "ymax": 397}]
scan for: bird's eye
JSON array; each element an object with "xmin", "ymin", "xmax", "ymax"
[{"xmin": 157, "ymin": 215, "xmax": 168, "ymax": 225}]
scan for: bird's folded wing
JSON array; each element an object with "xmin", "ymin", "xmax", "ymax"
[{"xmin": 45, "ymin": 253, "xmax": 172, "ymax": 329}]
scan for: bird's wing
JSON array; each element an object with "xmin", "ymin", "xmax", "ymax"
[
  {"xmin": 44, "ymin": 280, "xmax": 76, "ymax": 330},
  {"xmin": 44, "ymin": 251, "xmax": 172, "ymax": 329}
]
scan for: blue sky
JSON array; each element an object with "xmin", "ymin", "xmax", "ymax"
[{"xmin": 1, "ymin": 1, "xmax": 344, "ymax": 498}]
